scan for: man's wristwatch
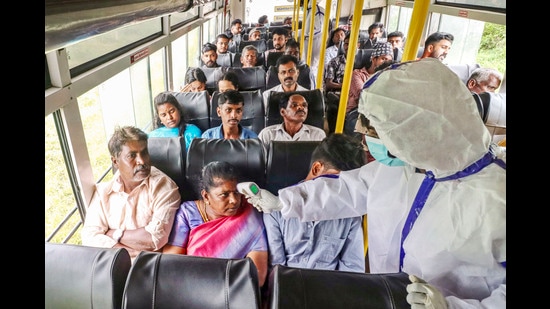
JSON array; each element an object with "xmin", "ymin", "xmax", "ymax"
[{"xmin": 113, "ymin": 229, "xmax": 124, "ymax": 243}]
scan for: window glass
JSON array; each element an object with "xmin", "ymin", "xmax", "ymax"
[
  {"xmin": 45, "ymin": 113, "xmax": 81, "ymax": 244},
  {"xmin": 436, "ymin": 0, "xmax": 505, "ymax": 10},
  {"xmin": 66, "ymin": 18, "xmax": 161, "ymax": 69},
  {"xmin": 171, "ymin": 6, "xmax": 199, "ymax": 28},
  {"xmin": 173, "ymin": 33, "xmax": 190, "ymax": 91}
]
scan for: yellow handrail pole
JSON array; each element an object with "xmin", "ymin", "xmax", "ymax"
[
  {"xmin": 305, "ymin": 1, "xmax": 317, "ymax": 67},
  {"xmin": 299, "ymin": 0, "xmax": 309, "ymax": 59},
  {"xmin": 315, "ymin": 0, "xmax": 333, "ymax": 89},
  {"xmin": 402, "ymin": 0, "xmax": 431, "ymax": 61},
  {"xmin": 334, "ymin": 0, "xmax": 363, "ymax": 134}
]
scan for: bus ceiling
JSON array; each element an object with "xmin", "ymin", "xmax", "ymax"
[{"xmin": 44, "ymin": 0, "xmax": 216, "ymax": 53}]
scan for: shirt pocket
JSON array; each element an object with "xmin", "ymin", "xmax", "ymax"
[{"xmin": 315, "ymin": 234, "xmax": 346, "ymax": 266}]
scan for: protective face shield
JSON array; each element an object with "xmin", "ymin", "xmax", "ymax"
[{"xmin": 364, "ymin": 135, "xmax": 405, "ymax": 166}]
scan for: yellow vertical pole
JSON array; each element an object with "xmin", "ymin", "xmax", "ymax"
[
  {"xmin": 315, "ymin": 0, "xmax": 333, "ymax": 89},
  {"xmin": 402, "ymin": 0, "xmax": 431, "ymax": 61},
  {"xmin": 334, "ymin": 0, "xmax": 363, "ymax": 134}
]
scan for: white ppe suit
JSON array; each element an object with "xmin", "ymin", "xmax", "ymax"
[{"xmin": 278, "ymin": 58, "xmax": 506, "ymax": 308}]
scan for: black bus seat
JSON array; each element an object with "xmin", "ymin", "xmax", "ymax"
[
  {"xmin": 172, "ymin": 90, "xmax": 211, "ymax": 133},
  {"xmin": 211, "ymin": 90, "xmax": 265, "ymax": 134},
  {"xmin": 227, "ymin": 66, "xmax": 267, "ymax": 91},
  {"xmin": 186, "ymin": 138, "xmax": 266, "ymax": 200},
  {"xmin": 231, "ymin": 52, "xmax": 265, "ymax": 68},
  {"xmin": 267, "ymin": 264, "xmax": 410, "ymax": 309},
  {"xmin": 265, "ymin": 89, "xmax": 325, "ymax": 129},
  {"xmin": 265, "ymin": 140, "xmax": 321, "ymax": 195},
  {"xmin": 238, "ymin": 39, "xmax": 268, "ymax": 53},
  {"xmin": 353, "ymin": 48, "xmax": 374, "ymax": 69},
  {"xmin": 122, "ymin": 252, "xmax": 261, "ymax": 309},
  {"xmin": 147, "ymin": 136, "xmax": 191, "ymax": 200},
  {"xmin": 187, "ymin": 66, "xmax": 225, "ymax": 95},
  {"xmin": 45, "ymin": 242, "xmax": 131, "ymax": 309},
  {"xmin": 265, "ymin": 63, "xmax": 314, "ymax": 90}
]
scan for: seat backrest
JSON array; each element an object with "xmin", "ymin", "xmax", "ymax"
[
  {"xmin": 266, "ymin": 64, "xmax": 313, "ymax": 90},
  {"xmin": 471, "ymin": 92, "xmax": 506, "ymax": 142},
  {"xmin": 45, "ymin": 242, "xmax": 131, "ymax": 309},
  {"xmin": 448, "ymin": 63, "xmax": 481, "ymax": 84},
  {"xmin": 265, "ymin": 140, "xmax": 321, "ymax": 195},
  {"xmin": 189, "ymin": 66, "xmax": 225, "ymax": 94},
  {"xmin": 122, "ymin": 252, "xmax": 261, "ymax": 309},
  {"xmin": 216, "ymin": 52, "xmax": 234, "ymax": 67},
  {"xmin": 266, "ymin": 38, "xmax": 274, "ymax": 50},
  {"xmin": 239, "ymin": 39, "xmax": 268, "ymax": 53},
  {"xmin": 229, "ymin": 66, "xmax": 267, "ymax": 91},
  {"xmin": 210, "ymin": 90, "xmax": 265, "ymax": 134},
  {"xmin": 172, "ymin": 91, "xmax": 211, "ymax": 132},
  {"xmin": 265, "ymin": 89, "xmax": 325, "ymax": 129},
  {"xmin": 231, "ymin": 52, "xmax": 266, "ymax": 68},
  {"xmin": 267, "ymin": 264, "xmax": 410, "ymax": 309},
  {"xmin": 296, "ymin": 63, "xmax": 313, "ymax": 89},
  {"xmin": 266, "ymin": 51, "xmax": 284, "ymax": 68},
  {"xmin": 186, "ymin": 138, "xmax": 266, "ymax": 200},
  {"xmin": 353, "ymin": 48, "xmax": 374, "ymax": 69},
  {"xmin": 147, "ymin": 136, "xmax": 190, "ymax": 200}
]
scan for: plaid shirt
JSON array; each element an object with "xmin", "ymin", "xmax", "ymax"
[{"xmin": 325, "ymin": 54, "xmax": 347, "ymax": 84}]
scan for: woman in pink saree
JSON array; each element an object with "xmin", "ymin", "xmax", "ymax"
[{"xmin": 162, "ymin": 161, "xmax": 268, "ymax": 286}]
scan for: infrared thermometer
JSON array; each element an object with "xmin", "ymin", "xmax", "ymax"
[{"xmin": 237, "ymin": 182, "xmax": 260, "ymax": 197}]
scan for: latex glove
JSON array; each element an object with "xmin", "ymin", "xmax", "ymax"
[
  {"xmin": 237, "ymin": 182, "xmax": 283, "ymax": 213},
  {"xmin": 246, "ymin": 189, "xmax": 282, "ymax": 213},
  {"xmin": 406, "ymin": 274, "xmax": 448, "ymax": 309}
]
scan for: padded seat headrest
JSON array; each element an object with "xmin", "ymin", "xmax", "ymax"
[
  {"xmin": 266, "ymin": 89, "xmax": 325, "ymax": 129},
  {"xmin": 122, "ymin": 252, "xmax": 261, "ymax": 309},
  {"xmin": 45, "ymin": 243, "xmax": 131, "ymax": 309},
  {"xmin": 186, "ymin": 138, "xmax": 266, "ymax": 200}
]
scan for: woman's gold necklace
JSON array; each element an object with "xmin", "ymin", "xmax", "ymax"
[{"xmin": 198, "ymin": 200, "xmax": 210, "ymax": 222}]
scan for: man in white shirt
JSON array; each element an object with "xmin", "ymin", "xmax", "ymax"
[
  {"xmin": 263, "ymin": 54, "xmax": 308, "ymax": 111},
  {"xmin": 81, "ymin": 126, "xmax": 181, "ymax": 262},
  {"xmin": 258, "ymin": 93, "xmax": 326, "ymax": 154}
]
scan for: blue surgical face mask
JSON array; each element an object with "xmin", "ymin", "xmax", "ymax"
[{"xmin": 364, "ymin": 135, "xmax": 406, "ymax": 167}]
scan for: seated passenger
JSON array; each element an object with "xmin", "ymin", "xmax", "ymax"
[
  {"xmin": 81, "ymin": 126, "xmax": 180, "ymax": 262},
  {"xmin": 324, "ymin": 33, "xmax": 360, "ymax": 94},
  {"xmin": 258, "ymin": 93, "xmax": 326, "ymax": 154},
  {"xmin": 248, "ymin": 28, "xmax": 262, "ymax": 41},
  {"xmin": 240, "ymin": 45, "xmax": 260, "ymax": 68},
  {"xmin": 283, "ymin": 16, "xmax": 292, "ymax": 27},
  {"xmin": 361, "ymin": 22, "xmax": 385, "ymax": 49},
  {"xmin": 215, "ymin": 33, "xmax": 232, "ymax": 55},
  {"xmin": 263, "ymin": 54, "xmax": 308, "ymax": 111},
  {"xmin": 324, "ymin": 28, "xmax": 346, "ymax": 69},
  {"xmin": 148, "ymin": 92, "xmax": 202, "ymax": 151},
  {"xmin": 180, "ymin": 67, "xmax": 207, "ymax": 93},
  {"xmin": 201, "ymin": 90, "xmax": 258, "ymax": 139},
  {"xmin": 419, "ymin": 31, "xmax": 454, "ymax": 61},
  {"xmin": 217, "ymin": 70, "xmax": 240, "ymax": 93},
  {"xmin": 264, "ymin": 27, "xmax": 290, "ymax": 65},
  {"xmin": 201, "ymin": 43, "xmax": 220, "ymax": 68},
  {"xmin": 344, "ymin": 43, "xmax": 394, "ymax": 136},
  {"xmin": 263, "ymin": 133, "xmax": 366, "ymax": 272},
  {"xmin": 257, "ymin": 15, "xmax": 269, "ymax": 27},
  {"xmin": 386, "ymin": 30, "xmax": 405, "ymax": 62},
  {"xmin": 163, "ymin": 161, "xmax": 268, "ymax": 286},
  {"xmin": 466, "ymin": 67, "xmax": 503, "ymax": 94}
]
